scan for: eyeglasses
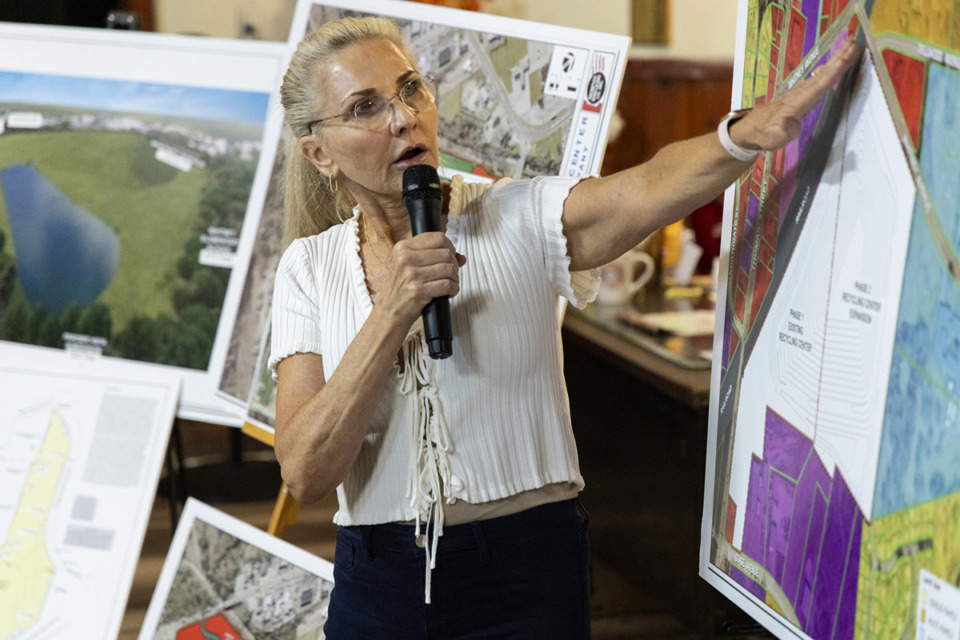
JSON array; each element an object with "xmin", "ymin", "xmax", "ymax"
[{"xmin": 304, "ymin": 74, "xmax": 436, "ymax": 134}]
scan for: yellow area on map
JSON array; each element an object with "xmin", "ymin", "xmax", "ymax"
[
  {"xmin": 872, "ymin": 0, "xmax": 960, "ymax": 49},
  {"xmin": 0, "ymin": 412, "xmax": 70, "ymax": 638},
  {"xmin": 754, "ymin": 12, "xmax": 774, "ymax": 102},
  {"xmin": 765, "ymin": 591, "xmax": 784, "ymax": 614},
  {"xmin": 855, "ymin": 490, "xmax": 960, "ymax": 638},
  {"xmin": 742, "ymin": 0, "xmax": 761, "ymax": 107}
]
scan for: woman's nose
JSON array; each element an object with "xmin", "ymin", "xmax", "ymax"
[{"xmin": 388, "ymin": 98, "xmax": 418, "ymax": 134}]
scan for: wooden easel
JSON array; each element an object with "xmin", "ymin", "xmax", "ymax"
[{"xmin": 241, "ymin": 421, "xmax": 300, "ymax": 537}]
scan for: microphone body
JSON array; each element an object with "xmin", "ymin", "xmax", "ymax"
[{"xmin": 402, "ymin": 165, "xmax": 452, "ymax": 359}]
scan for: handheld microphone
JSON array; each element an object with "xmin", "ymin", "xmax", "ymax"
[{"xmin": 402, "ymin": 164, "xmax": 452, "ymax": 359}]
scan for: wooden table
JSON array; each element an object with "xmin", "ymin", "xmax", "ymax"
[{"xmin": 561, "ymin": 300, "xmax": 713, "ymax": 409}]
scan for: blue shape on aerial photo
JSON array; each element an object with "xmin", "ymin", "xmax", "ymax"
[
  {"xmin": 873, "ymin": 61, "xmax": 960, "ymax": 519},
  {"xmin": 1, "ymin": 164, "xmax": 120, "ymax": 315}
]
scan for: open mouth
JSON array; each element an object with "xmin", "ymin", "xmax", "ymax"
[{"xmin": 396, "ymin": 146, "xmax": 426, "ymax": 163}]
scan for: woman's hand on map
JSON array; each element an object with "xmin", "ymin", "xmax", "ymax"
[
  {"xmin": 557, "ymin": 38, "xmax": 861, "ymax": 271},
  {"xmin": 729, "ymin": 37, "xmax": 862, "ymax": 152}
]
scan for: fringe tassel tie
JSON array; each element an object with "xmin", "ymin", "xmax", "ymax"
[{"xmin": 399, "ymin": 331, "xmax": 459, "ymax": 604}]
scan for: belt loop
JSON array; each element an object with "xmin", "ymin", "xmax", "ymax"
[
  {"xmin": 470, "ymin": 522, "xmax": 490, "ymax": 565},
  {"xmin": 362, "ymin": 526, "xmax": 374, "ymax": 561}
]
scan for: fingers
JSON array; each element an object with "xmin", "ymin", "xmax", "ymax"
[
  {"xmin": 393, "ymin": 233, "xmax": 461, "ymax": 274},
  {"xmin": 733, "ymin": 37, "xmax": 862, "ymax": 151},
  {"xmin": 384, "ymin": 233, "xmax": 464, "ymax": 316},
  {"xmin": 789, "ymin": 38, "xmax": 861, "ymax": 115},
  {"xmin": 404, "ymin": 263, "xmax": 462, "ymax": 300},
  {"xmin": 394, "ymin": 248, "xmax": 461, "ymax": 284}
]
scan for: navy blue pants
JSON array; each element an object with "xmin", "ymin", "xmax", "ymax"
[{"xmin": 324, "ymin": 498, "xmax": 591, "ymax": 639}]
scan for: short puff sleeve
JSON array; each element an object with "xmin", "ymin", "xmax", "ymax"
[
  {"xmin": 268, "ymin": 239, "xmax": 324, "ymax": 381},
  {"xmin": 492, "ymin": 175, "xmax": 600, "ymax": 308}
]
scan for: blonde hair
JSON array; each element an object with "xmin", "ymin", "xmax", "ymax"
[{"xmin": 279, "ymin": 16, "xmax": 415, "ymax": 249}]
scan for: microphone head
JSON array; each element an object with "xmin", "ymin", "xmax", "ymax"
[{"xmin": 402, "ymin": 164, "xmax": 441, "ymax": 201}]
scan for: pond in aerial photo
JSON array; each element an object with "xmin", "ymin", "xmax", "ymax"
[{"xmin": 0, "ymin": 70, "xmax": 269, "ymax": 370}]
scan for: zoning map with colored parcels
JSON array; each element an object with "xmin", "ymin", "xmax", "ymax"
[{"xmin": 702, "ymin": 1, "xmax": 960, "ymax": 638}]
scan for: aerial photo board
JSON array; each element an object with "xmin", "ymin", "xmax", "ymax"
[
  {"xmin": 138, "ymin": 498, "xmax": 335, "ymax": 640},
  {"xmin": 0, "ymin": 353, "xmax": 179, "ymax": 639},
  {"xmin": 219, "ymin": 0, "xmax": 631, "ymax": 432},
  {"xmin": 701, "ymin": 1, "xmax": 960, "ymax": 638},
  {"xmin": 0, "ymin": 23, "xmax": 289, "ymax": 425}
]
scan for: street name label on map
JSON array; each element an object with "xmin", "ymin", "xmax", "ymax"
[
  {"xmin": 918, "ymin": 43, "xmax": 960, "ymax": 71},
  {"xmin": 733, "ymin": 552, "xmax": 761, "ymax": 580}
]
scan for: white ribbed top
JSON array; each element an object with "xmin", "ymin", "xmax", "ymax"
[{"xmin": 269, "ymin": 174, "xmax": 599, "ymax": 531}]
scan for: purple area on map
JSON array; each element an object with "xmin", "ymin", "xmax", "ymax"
[
  {"xmin": 747, "ymin": 189, "xmax": 760, "ymax": 228},
  {"xmin": 731, "ymin": 565, "xmax": 766, "ymax": 601},
  {"xmin": 832, "ymin": 515, "xmax": 862, "ymax": 640},
  {"xmin": 734, "ymin": 409, "xmax": 863, "ymax": 638},
  {"xmin": 742, "ymin": 456, "xmax": 768, "ymax": 561},
  {"xmin": 764, "ymin": 410, "xmax": 812, "ymax": 479},
  {"xmin": 781, "ymin": 453, "xmax": 830, "ymax": 608},
  {"xmin": 798, "ymin": 102, "xmax": 824, "ymax": 162},
  {"xmin": 785, "ymin": 33, "xmax": 849, "ymax": 226},
  {"xmin": 806, "ymin": 470, "xmax": 861, "ymax": 639},
  {"xmin": 765, "ymin": 471, "xmax": 796, "ymax": 583},
  {"xmin": 795, "ymin": 489, "xmax": 826, "ymax": 627},
  {"xmin": 780, "ymin": 139, "xmax": 801, "ymax": 218},
  {"xmin": 723, "ymin": 306, "xmax": 732, "ymax": 368},
  {"xmin": 740, "ymin": 195, "xmax": 760, "ymax": 272},
  {"xmin": 801, "ymin": 0, "xmax": 819, "ymax": 59}
]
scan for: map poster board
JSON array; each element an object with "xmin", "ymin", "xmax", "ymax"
[
  {"xmin": 217, "ymin": 0, "xmax": 632, "ymax": 432},
  {"xmin": 138, "ymin": 497, "xmax": 335, "ymax": 640},
  {"xmin": 0, "ymin": 352, "xmax": 180, "ymax": 640},
  {"xmin": 0, "ymin": 22, "xmax": 290, "ymax": 425},
  {"xmin": 700, "ymin": 1, "xmax": 960, "ymax": 638}
]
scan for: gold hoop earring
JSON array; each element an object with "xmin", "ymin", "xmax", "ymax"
[{"xmin": 327, "ymin": 175, "xmax": 339, "ymax": 193}]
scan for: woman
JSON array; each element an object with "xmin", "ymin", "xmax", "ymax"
[{"xmin": 270, "ymin": 16, "xmax": 860, "ymax": 639}]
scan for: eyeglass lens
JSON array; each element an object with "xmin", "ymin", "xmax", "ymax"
[
  {"xmin": 355, "ymin": 77, "xmax": 435, "ymax": 129},
  {"xmin": 305, "ymin": 76, "xmax": 435, "ymax": 134}
]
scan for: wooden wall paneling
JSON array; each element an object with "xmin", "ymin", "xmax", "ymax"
[{"xmin": 602, "ymin": 59, "xmax": 734, "ymax": 176}]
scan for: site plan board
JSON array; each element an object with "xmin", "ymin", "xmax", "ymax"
[
  {"xmin": 0, "ymin": 354, "xmax": 179, "ymax": 639},
  {"xmin": 701, "ymin": 1, "xmax": 960, "ymax": 638}
]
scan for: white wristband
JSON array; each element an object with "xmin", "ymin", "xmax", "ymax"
[{"xmin": 718, "ymin": 109, "xmax": 761, "ymax": 162}]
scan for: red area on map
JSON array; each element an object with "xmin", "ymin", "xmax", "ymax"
[
  {"xmin": 176, "ymin": 615, "xmax": 241, "ymax": 640},
  {"xmin": 882, "ymin": 49, "xmax": 925, "ymax": 147}
]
